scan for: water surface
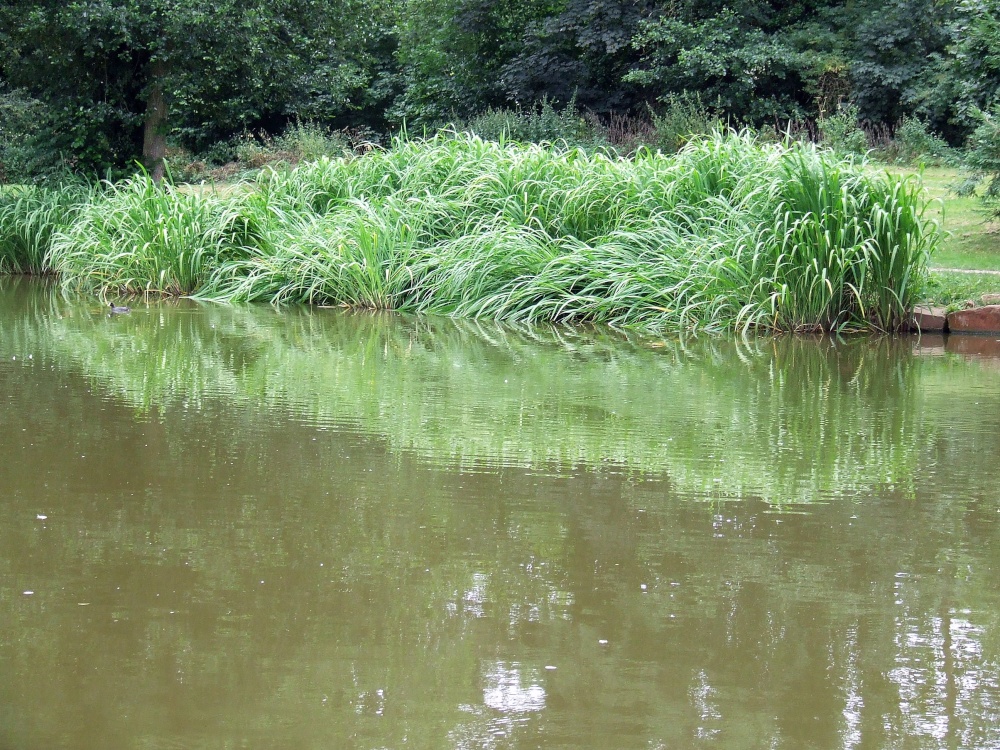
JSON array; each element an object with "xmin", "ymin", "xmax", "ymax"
[{"xmin": 1, "ymin": 278, "xmax": 998, "ymax": 749}]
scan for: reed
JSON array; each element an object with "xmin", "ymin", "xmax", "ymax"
[
  {"xmin": 28, "ymin": 132, "xmax": 939, "ymax": 332},
  {"xmin": 48, "ymin": 174, "xmax": 245, "ymax": 296},
  {"xmin": 0, "ymin": 183, "xmax": 92, "ymax": 274}
]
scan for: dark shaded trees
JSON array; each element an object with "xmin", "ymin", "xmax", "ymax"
[
  {"xmin": 915, "ymin": 0, "xmax": 1000, "ymax": 137},
  {"xmin": 627, "ymin": 2, "xmax": 816, "ymax": 123},
  {"xmin": 389, "ymin": 0, "xmax": 558, "ymax": 123},
  {"xmin": 0, "ymin": 0, "xmax": 384, "ymax": 177},
  {"xmin": 0, "ymin": 0, "xmax": 990, "ymax": 179},
  {"xmin": 500, "ymin": 0, "xmax": 655, "ymax": 116},
  {"xmin": 846, "ymin": 0, "xmax": 957, "ymax": 127}
]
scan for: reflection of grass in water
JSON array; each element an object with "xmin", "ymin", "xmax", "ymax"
[
  {"xmin": 5, "ymin": 280, "xmax": 934, "ymax": 504},
  {"xmin": 217, "ymin": 314, "xmax": 926, "ymax": 503}
]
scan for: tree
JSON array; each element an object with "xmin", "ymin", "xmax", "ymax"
[
  {"xmin": 626, "ymin": 1, "xmax": 819, "ymax": 123},
  {"xmin": 910, "ymin": 0, "xmax": 1000, "ymax": 139},
  {"xmin": 389, "ymin": 0, "xmax": 556, "ymax": 124},
  {"xmin": 0, "ymin": 82, "xmax": 46, "ymax": 182},
  {"xmin": 0, "ymin": 0, "xmax": 381, "ymax": 179},
  {"xmin": 846, "ymin": 0, "xmax": 956, "ymax": 127},
  {"xmin": 501, "ymin": 0, "xmax": 654, "ymax": 116}
]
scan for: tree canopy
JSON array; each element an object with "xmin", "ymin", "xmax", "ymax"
[
  {"xmin": 0, "ymin": 0, "xmax": 383, "ymax": 176},
  {"xmin": 1, "ymin": 0, "xmax": 998, "ymax": 177}
]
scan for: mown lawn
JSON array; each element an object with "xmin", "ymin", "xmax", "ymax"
[
  {"xmin": 889, "ymin": 166, "xmax": 1000, "ymax": 271},
  {"xmin": 884, "ymin": 166, "xmax": 1000, "ymax": 308}
]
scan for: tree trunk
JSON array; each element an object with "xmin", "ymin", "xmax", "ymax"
[{"xmin": 142, "ymin": 60, "xmax": 168, "ymax": 183}]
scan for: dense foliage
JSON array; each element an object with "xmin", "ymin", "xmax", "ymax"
[
  {"xmin": 1, "ymin": 133, "xmax": 937, "ymax": 332},
  {"xmin": 0, "ymin": 0, "xmax": 388, "ymax": 178},
  {"xmin": 1, "ymin": 0, "xmax": 998, "ymax": 178}
]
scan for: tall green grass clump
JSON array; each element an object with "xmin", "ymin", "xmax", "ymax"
[
  {"xmin": 195, "ymin": 132, "xmax": 935, "ymax": 331},
  {"xmin": 48, "ymin": 173, "xmax": 247, "ymax": 296},
  {"xmin": 0, "ymin": 183, "xmax": 93, "ymax": 274},
  {"xmin": 765, "ymin": 151, "xmax": 934, "ymax": 330},
  {"xmin": 41, "ymin": 132, "xmax": 937, "ymax": 332}
]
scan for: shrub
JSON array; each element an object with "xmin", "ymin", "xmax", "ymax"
[
  {"xmin": 270, "ymin": 121, "xmax": 354, "ymax": 163},
  {"xmin": 459, "ymin": 98, "xmax": 604, "ymax": 149},
  {"xmin": 164, "ymin": 121, "xmax": 364, "ymax": 184},
  {"xmin": 213, "ymin": 122, "xmax": 356, "ymax": 171},
  {"xmin": 877, "ymin": 117, "xmax": 956, "ymax": 166},
  {"xmin": 817, "ymin": 104, "xmax": 868, "ymax": 157},
  {"xmin": 589, "ymin": 112, "xmax": 658, "ymax": 155},
  {"xmin": 755, "ymin": 119, "xmax": 815, "ymax": 147},
  {"xmin": 650, "ymin": 92, "xmax": 727, "ymax": 153},
  {"xmin": 957, "ymin": 105, "xmax": 1000, "ymax": 219},
  {"xmin": 0, "ymin": 86, "xmax": 44, "ymax": 184}
]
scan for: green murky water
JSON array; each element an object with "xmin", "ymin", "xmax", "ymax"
[{"xmin": 1, "ymin": 277, "xmax": 998, "ymax": 749}]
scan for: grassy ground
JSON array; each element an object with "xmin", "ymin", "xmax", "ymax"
[
  {"xmin": 885, "ymin": 166, "xmax": 1000, "ymax": 307},
  {"xmin": 889, "ymin": 166, "xmax": 1000, "ymax": 270},
  {"xmin": 923, "ymin": 270, "xmax": 1000, "ymax": 308}
]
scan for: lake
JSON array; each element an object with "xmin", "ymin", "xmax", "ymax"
[{"xmin": 1, "ymin": 277, "xmax": 998, "ymax": 749}]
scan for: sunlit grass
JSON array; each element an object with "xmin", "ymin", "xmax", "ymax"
[
  {"xmin": 0, "ymin": 183, "xmax": 93, "ymax": 274},
  {"xmin": 48, "ymin": 177, "xmax": 248, "ymax": 297},
  {"xmin": 923, "ymin": 270, "xmax": 1000, "ymax": 309},
  {"xmin": 5, "ymin": 133, "xmax": 941, "ymax": 332},
  {"xmin": 888, "ymin": 166, "xmax": 1000, "ymax": 272},
  {"xmin": 196, "ymin": 133, "xmax": 938, "ymax": 332}
]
